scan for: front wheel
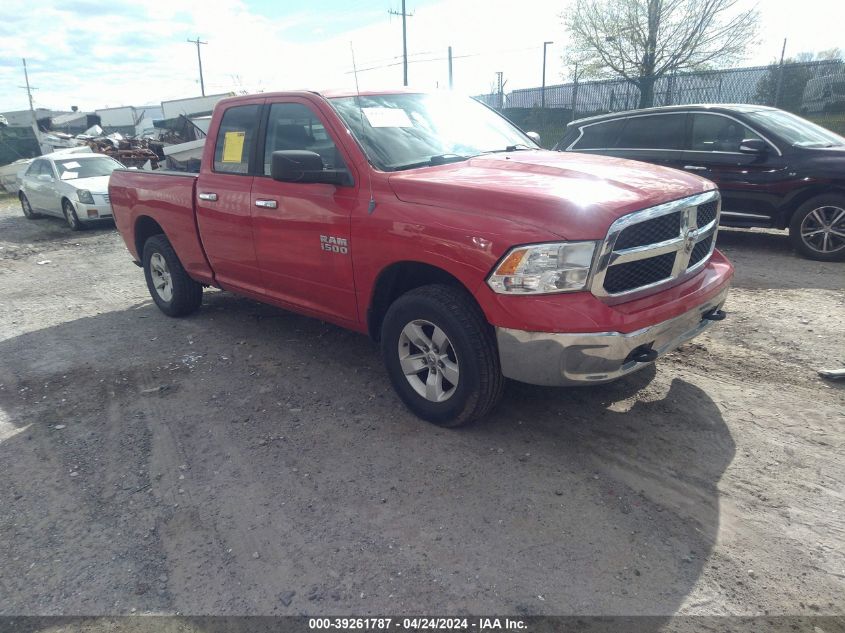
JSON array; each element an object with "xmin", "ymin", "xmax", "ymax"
[
  {"xmin": 381, "ymin": 284, "xmax": 504, "ymax": 427},
  {"xmin": 63, "ymin": 200, "xmax": 83, "ymax": 231},
  {"xmin": 142, "ymin": 234, "xmax": 203, "ymax": 317},
  {"xmin": 788, "ymin": 195, "xmax": 845, "ymax": 261}
]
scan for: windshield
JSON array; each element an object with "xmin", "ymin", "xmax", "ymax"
[
  {"xmin": 329, "ymin": 93, "xmax": 537, "ymax": 171},
  {"xmin": 55, "ymin": 157, "xmax": 122, "ymax": 180},
  {"xmin": 745, "ymin": 110, "xmax": 845, "ymax": 148}
]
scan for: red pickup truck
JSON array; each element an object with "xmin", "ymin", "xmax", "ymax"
[{"xmin": 110, "ymin": 89, "xmax": 733, "ymax": 427}]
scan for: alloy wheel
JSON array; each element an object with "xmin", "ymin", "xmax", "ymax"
[
  {"xmin": 149, "ymin": 252, "xmax": 173, "ymax": 302},
  {"xmin": 397, "ymin": 319, "xmax": 459, "ymax": 403},
  {"xmin": 800, "ymin": 205, "xmax": 845, "ymax": 254}
]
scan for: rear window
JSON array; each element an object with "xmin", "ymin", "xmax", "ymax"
[
  {"xmin": 213, "ymin": 104, "xmax": 261, "ymax": 174},
  {"xmin": 617, "ymin": 114, "xmax": 685, "ymax": 150},
  {"xmin": 572, "ymin": 119, "xmax": 624, "ymax": 149}
]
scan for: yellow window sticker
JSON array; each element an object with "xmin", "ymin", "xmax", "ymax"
[{"xmin": 222, "ymin": 131, "xmax": 246, "ymax": 163}]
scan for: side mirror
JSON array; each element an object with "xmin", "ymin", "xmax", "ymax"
[
  {"xmin": 37, "ymin": 174, "xmax": 53, "ymax": 182},
  {"xmin": 526, "ymin": 131, "xmax": 542, "ymax": 146},
  {"xmin": 739, "ymin": 138, "xmax": 767, "ymax": 154},
  {"xmin": 271, "ymin": 150, "xmax": 350, "ymax": 186}
]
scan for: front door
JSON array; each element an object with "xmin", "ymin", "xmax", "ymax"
[
  {"xmin": 250, "ymin": 99, "xmax": 359, "ymax": 323},
  {"xmin": 682, "ymin": 113, "xmax": 790, "ymax": 224}
]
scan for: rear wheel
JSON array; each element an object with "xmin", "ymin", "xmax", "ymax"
[
  {"xmin": 789, "ymin": 195, "xmax": 845, "ymax": 261},
  {"xmin": 62, "ymin": 199, "xmax": 83, "ymax": 231},
  {"xmin": 19, "ymin": 193, "xmax": 38, "ymax": 219},
  {"xmin": 142, "ymin": 234, "xmax": 203, "ymax": 317},
  {"xmin": 381, "ymin": 284, "xmax": 504, "ymax": 427}
]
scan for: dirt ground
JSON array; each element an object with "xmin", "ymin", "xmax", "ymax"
[{"xmin": 0, "ymin": 193, "xmax": 842, "ymax": 626}]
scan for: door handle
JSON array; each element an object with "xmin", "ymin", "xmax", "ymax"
[
  {"xmin": 684, "ymin": 165, "xmax": 708, "ymax": 171},
  {"xmin": 198, "ymin": 192, "xmax": 218, "ymax": 201},
  {"xmin": 254, "ymin": 199, "xmax": 278, "ymax": 209}
]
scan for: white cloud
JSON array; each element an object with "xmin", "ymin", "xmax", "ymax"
[{"xmin": 0, "ymin": 0, "xmax": 842, "ymax": 114}]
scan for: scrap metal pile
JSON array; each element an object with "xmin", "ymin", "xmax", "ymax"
[{"xmin": 82, "ymin": 133, "xmax": 164, "ymax": 169}]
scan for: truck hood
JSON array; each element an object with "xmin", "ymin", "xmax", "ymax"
[{"xmin": 387, "ymin": 151, "xmax": 715, "ymax": 240}]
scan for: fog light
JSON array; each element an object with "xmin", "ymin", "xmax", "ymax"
[{"xmin": 87, "ymin": 209, "xmax": 99, "ymax": 218}]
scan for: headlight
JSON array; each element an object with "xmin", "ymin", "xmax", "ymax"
[
  {"xmin": 77, "ymin": 190, "xmax": 95, "ymax": 204},
  {"xmin": 487, "ymin": 241, "xmax": 597, "ymax": 294}
]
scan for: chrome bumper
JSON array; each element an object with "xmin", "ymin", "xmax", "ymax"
[{"xmin": 495, "ymin": 287, "xmax": 729, "ymax": 386}]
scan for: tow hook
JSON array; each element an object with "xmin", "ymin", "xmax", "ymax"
[
  {"xmin": 702, "ymin": 308, "xmax": 727, "ymax": 322},
  {"xmin": 628, "ymin": 345, "xmax": 659, "ymax": 364}
]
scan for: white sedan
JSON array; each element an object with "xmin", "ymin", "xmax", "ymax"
[{"xmin": 18, "ymin": 153, "xmax": 123, "ymax": 230}]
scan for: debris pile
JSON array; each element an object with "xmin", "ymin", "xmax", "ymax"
[{"xmin": 82, "ymin": 133, "xmax": 164, "ymax": 169}]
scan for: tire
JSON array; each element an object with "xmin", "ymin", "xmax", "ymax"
[
  {"xmin": 142, "ymin": 234, "xmax": 203, "ymax": 317},
  {"xmin": 62, "ymin": 199, "xmax": 84, "ymax": 231},
  {"xmin": 380, "ymin": 284, "xmax": 504, "ymax": 427},
  {"xmin": 788, "ymin": 194, "xmax": 845, "ymax": 261},
  {"xmin": 19, "ymin": 193, "xmax": 38, "ymax": 219}
]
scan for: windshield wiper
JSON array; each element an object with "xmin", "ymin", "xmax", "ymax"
[
  {"xmin": 481, "ymin": 143, "xmax": 535, "ymax": 154},
  {"xmin": 391, "ymin": 154, "xmax": 469, "ymax": 171}
]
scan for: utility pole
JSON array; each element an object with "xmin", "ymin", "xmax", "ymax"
[
  {"xmin": 775, "ymin": 37, "xmax": 787, "ymax": 108},
  {"xmin": 541, "ymin": 41, "xmax": 553, "ymax": 108},
  {"xmin": 389, "ymin": 1, "xmax": 413, "ymax": 86},
  {"xmin": 20, "ymin": 58, "xmax": 46, "ymax": 154},
  {"xmin": 187, "ymin": 37, "xmax": 208, "ymax": 96},
  {"xmin": 448, "ymin": 46, "xmax": 453, "ymax": 89},
  {"xmin": 570, "ymin": 62, "xmax": 579, "ymax": 122}
]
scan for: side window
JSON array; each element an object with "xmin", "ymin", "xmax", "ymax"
[
  {"xmin": 690, "ymin": 114, "xmax": 762, "ymax": 152},
  {"xmin": 263, "ymin": 102, "xmax": 348, "ymax": 176},
  {"xmin": 573, "ymin": 119, "xmax": 624, "ymax": 149},
  {"xmin": 213, "ymin": 104, "xmax": 260, "ymax": 174},
  {"xmin": 617, "ymin": 114, "xmax": 685, "ymax": 150},
  {"xmin": 26, "ymin": 160, "xmax": 42, "ymax": 176}
]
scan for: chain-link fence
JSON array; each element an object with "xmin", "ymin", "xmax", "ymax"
[{"xmin": 476, "ymin": 59, "xmax": 845, "ymax": 148}]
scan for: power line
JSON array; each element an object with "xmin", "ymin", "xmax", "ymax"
[
  {"xmin": 345, "ymin": 43, "xmax": 546, "ymax": 75},
  {"xmin": 187, "ymin": 37, "xmax": 208, "ymax": 96}
]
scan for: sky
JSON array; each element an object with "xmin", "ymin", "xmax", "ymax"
[{"xmin": 0, "ymin": 0, "xmax": 843, "ymax": 113}]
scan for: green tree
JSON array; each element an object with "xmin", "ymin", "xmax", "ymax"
[
  {"xmin": 754, "ymin": 60, "xmax": 813, "ymax": 112},
  {"xmin": 755, "ymin": 51, "xmax": 844, "ymax": 112},
  {"xmin": 564, "ymin": 0, "xmax": 759, "ymax": 108}
]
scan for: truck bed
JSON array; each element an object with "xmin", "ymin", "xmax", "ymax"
[{"xmin": 109, "ymin": 169, "xmax": 214, "ymax": 285}]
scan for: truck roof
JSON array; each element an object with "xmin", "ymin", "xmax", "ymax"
[{"xmin": 216, "ymin": 87, "xmax": 432, "ymax": 109}]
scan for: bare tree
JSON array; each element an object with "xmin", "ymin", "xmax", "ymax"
[{"xmin": 564, "ymin": 0, "xmax": 760, "ymax": 108}]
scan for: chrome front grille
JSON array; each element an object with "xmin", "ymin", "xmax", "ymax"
[
  {"xmin": 603, "ymin": 252, "xmax": 676, "ymax": 294},
  {"xmin": 614, "ymin": 212, "xmax": 681, "ymax": 249},
  {"xmin": 591, "ymin": 191, "xmax": 721, "ymax": 301}
]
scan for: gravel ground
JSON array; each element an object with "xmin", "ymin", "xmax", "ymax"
[{"xmin": 0, "ymin": 193, "xmax": 842, "ymax": 626}]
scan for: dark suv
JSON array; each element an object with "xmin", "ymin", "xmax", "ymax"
[{"xmin": 555, "ymin": 105, "xmax": 845, "ymax": 261}]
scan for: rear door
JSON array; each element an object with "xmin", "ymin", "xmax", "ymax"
[
  {"xmin": 249, "ymin": 98, "xmax": 359, "ymax": 323},
  {"xmin": 194, "ymin": 99, "xmax": 265, "ymax": 295},
  {"xmin": 23, "ymin": 159, "xmax": 47, "ymax": 210},
  {"xmin": 682, "ymin": 112, "xmax": 789, "ymax": 223},
  {"xmin": 612, "ymin": 112, "xmax": 689, "ymax": 171}
]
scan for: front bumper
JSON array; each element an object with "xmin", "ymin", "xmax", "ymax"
[
  {"xmin": 495, "ymin": 286, "xmax": 729, "ymax": 386},
  {"xmin": 76, "ymin": 201, "xmax": 113, "ymax": 222}
]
